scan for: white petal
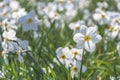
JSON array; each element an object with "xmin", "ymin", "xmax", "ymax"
[
  {"xmin": 73, "ymin": 33, "xmax": 84, "ymax": 43},
  {"xmin": 91, "ymin": 34, "xmax": 102, "ymax": 43},
  {"xmin": 22, "ymin": 24, "xmax": 30, "ymax": 31},
  {"xmin": 87, "ymin": 27, "xmax": 97, "ymax": 36},
  {"xmin": 76, "ymin": 41, "xmax": 85, "ymax": 49},
  {"xmin": 2, "ymin": 29, "xmax": 16, "ymax": 40},
  {"xmin": 82, "ymin": 65, "xmax": 87, "ymax": 73},
  {"xmin": 56, "ymin": 47, "xmax": 63, "ymax": 56},
  {"xmin": 69, "ymin": 23, "xmax": 75, "ymax": 30},
  {"xmin": 80, "ymin": 25, "xmax": 87, "ymax": 35},
  {"xmin": 31, "ymin": 23, "xmax": 38, "ymax": 31},
  {"xmin": 28, "ymin": 10, "xmax": 36, "ymax": 18},
  {"xmin": 4, "ymin": 55, "xmax": 8, "ymax": 65},
  {"xmin": 20, "ymin": 40, "xmax": 29, "ymax": 50},
  {"xmin": 19, "ymin": 15, "xmax": 27, "ymax": 24},
  {"xmin": 93, "ymin": 13, "xmax": 101, "ymax": 21},
  {"xmin": 18, "ymin": 54, "xmax": 24, "ymax": 63},
  {"xmin": 76, "ymin": 55, "xmax": 82, "ymax": 60},
  {"xmin": 85, "ymin": 40, "xmax": 96, "ymax": 52}
]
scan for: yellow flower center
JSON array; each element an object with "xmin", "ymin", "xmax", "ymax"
[
  {"xmin": 115, "ymin": 18, "xmax": 119, "ymax": 23},
  {"xmin": 3, "ymin": 12, "xmax": 7, "ymax": 17},
  {"xmin": 84, "ymin": 35, "xmax": 91, "ymax": 41},
  {"xmin": 16, "ymin": 50, "xmax": 19, "ymax": 56},
  {"xmin": 73, "ymin": 66, "xmax": 78, "ymax": 72},
  {"xmin": 54, "ymin": 13, "xmax": 58, "ymax": 17},
  {"xmin": 101, "ymin": 14, "xmax": 105, "ymax": 19},
  {"xmin": 102, "ymin": 7, "xmax": 106, "ymax": 11},
  {"xmin": 75, "ymin": 25, "xmax": 80, "ymax": 30},
  {"xmin": 59, "ymin": 0, "xmax": 64, "ymax": 3},
  {"xmin": 27, "ymin": 18, "xmax": 33, "ymax": 24},
  {"xmin": 70, "ymin": 0, "xmax": 74, "ymax": 3},
  {"xmin": 4, "ymin": 38, "xmax": 9, "ymax": 42},
  {"xmin": 61, "ymin": 54, "xmax": 66, "ymax": 59},
  {"xmin": 1, "ymin": 51, "xmax": 4, "ymax": 56},
  {"xmin": 73, "ymin": 51, "xmax": 78, "ymax": 56},
  {"xmin": 109, "ymin": 25, "xmax": 114, "ymax": 32},
  {"xmin": 2, "ymin": 4, "xmax": 5, "ymax": 8},
  {"xmin": 118, "ymin": 29, "xmax": 120, "ymax": 33}
]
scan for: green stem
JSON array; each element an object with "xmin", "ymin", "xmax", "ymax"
[
  {"xmin": 68, "ymin": 67, "xmax": 71, "ymax": 80},
  {"xmin": 80, "ymin": 49, "xmax": 85, "ymax": 80},
  {"xmin": 113, "ymin": 56, "xmax": 117, "ymax": 80},
  {"xmin": 113, "ymin": 61, "xmax": 117, "ymax": 80}
]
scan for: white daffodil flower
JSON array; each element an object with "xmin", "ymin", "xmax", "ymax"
[
  {"xmin": 53, "ymin": 47, "xmax": 72, "ymax": 67},
  {"xmin": 70, "ymin": 48, "xmax": 83, "ymax": 60},
  {"xmin": 37, "ymin": 2, "xmax": 46, "ymax": 16},
  {"xmin": 93, "ymin": 9, "xmax": 109, "ymax": 25},
  {"xmin": 106, "ymin": 24, "xmax": 119, "ymax": 39},
  {"xmin": 71, "ymin": 60, "xmax": 87, "ymax": 78},
  {"xmin": 69, "ymin": 20, "xmax": 85, "ymax": 34},
  {"xmin": 19, "ymin": 10, "xmax": 38, "ymax": 32},
  {"xmin": 2, "ymin": 29, "xmax": 17, "ymax": 40},
  {"xmin": 97, "ymin": 1, "xmax": 108, "ymax": 10},
  {"xmin": 12, "ymin": 8, "xmax": 27, "ymax": 19},
  {"xmin": 73, "ymin": 27, "xmax": 102, "ymax": 52},
  {"xmin": 10, "ymin": 0, "xmax": 20, "ymax": 11}
]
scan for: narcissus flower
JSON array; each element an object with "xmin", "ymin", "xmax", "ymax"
[
  {"xmin": 69, "ymin": 20, "xmax": 85, "ymax": 34},
  {"xmin": 19, "ymin": 10, "xmax": 38, "ymax": 31},
  {"xmin": 71, "ymin": 60, "xmax": 87, "ymax": 78},
  {"xmin": 70, "ymin": 48, "xmax": 83, "ymax": 60},
  {"xmin": 53, "ymin": 47, "xmax": 72, "ymax": 64},
  {"xmin": 2, "ymin": 29, "xmax": 17, "ymax": 40},
  {"xmin": 73, "ymin": 26, "xmax": 102, "ymax": 52}
]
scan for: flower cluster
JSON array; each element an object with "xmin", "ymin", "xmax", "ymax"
[
  {"xmin": 0, "ymin": 0, "xmax": 38, "ymax": 63},
  {"xmin": 53, "ymin": 47, "xmax": 86, "ymax": 78},
  {"xmin": 37, "ymin": 0, "xmax": 90, "ymax": 28},
  {"xmin": 0, "ymin": 0, "xmax": 120, "ymax": 79}
]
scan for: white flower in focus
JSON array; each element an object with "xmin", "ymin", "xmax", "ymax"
[
  {"xmin": 19, "ymin": 10, "xmax": 38, "ymax": 32},
  {"xmin": 73, "ymin": 27, "xmax": 102, "ymax": 52}
]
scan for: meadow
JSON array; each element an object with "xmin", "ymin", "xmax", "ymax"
[{"xmin": 0, "ymin": 0, "xmax": 120, "ymax": 80}]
